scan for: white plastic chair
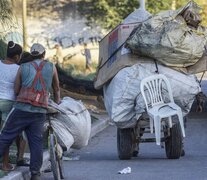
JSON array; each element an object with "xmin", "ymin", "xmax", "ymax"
[{"xmin": 140, "ymin": 74, "xmax": 185, "ymax": 145}]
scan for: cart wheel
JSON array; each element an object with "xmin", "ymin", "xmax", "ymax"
[
  {"xmin": 165, "ymin": 123, "xmax": 182, "ymax": 159},
  {"xmin": 117, "ymin": 128, "xmax": 133, "ymax": 160}
]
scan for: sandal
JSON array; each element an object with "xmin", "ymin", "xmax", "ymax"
[
  {"xmin": 16, "ymin": 159, "xmax": 30, "ymax": 167},
  {"xmin": 2, "ymin": 164, "xmax": 15, "ymax": 171}
]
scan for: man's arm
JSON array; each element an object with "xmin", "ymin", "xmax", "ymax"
[
  {"xmin": 52, "ymin": 65, "xmax": 61, "ymax": 104},
  {"xmin": 14, "ymin": 67, "xmax": 22, "ymax": 96}
]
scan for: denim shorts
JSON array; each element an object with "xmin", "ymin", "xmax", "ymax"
[{"xmin": 0, "ymin": 99, "xmax": 14, "ymax": 126}]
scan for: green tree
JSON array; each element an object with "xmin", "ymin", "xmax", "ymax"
[
  {"xmin": 147, "ymin": 0, "xmax": 172, "ymax": 14},
  {"xmin": 0, "ymin": 0, "xmax": 14, "ymax": 30},
  {"xmin": 197, "ymin": 0, "xmax": 207, "ymax": 26},
  {"xmin": 78, "ymin": 0, "xmax": 138, "ymax": 29},
  {"xmin": 79, "ymin": 0, "xmax": 207, "ymax": 30},
  {"xmin": 79, "ymin": 0, "xmax": 172, "ymax": 29},
  {"xmin": 0, "ymin": 0, "xmax": 14, "ymax": 59}
]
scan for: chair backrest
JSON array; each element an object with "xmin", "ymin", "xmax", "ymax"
[{"xmin": 140, "ymin": 74, "xmax": 174, "ymax": 111}]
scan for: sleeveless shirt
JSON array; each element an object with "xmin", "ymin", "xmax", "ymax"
[
  {"xmin": 14, "ymin": 59, "xmax": 54, "ymax": 113},
  {"xmin": 0, "ymin": 60, "xmax": 19, "ymax": 100}
]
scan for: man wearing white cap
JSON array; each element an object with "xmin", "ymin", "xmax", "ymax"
[{"xmin": 0, "ymin": 43, "xmax": 60, "ymax": 180}]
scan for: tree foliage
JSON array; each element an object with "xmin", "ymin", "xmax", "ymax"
[
  {"xmin": 0, "ymin": 0, "xmax": 14, "ymax": 59},
  {"xmin": 198, "ymin": 0, "xmax": 207, "ymax": 26},
  {"xmin": 147, "ymin": 0, "xmax": 172, "ymax": 14},
  {"xmin": 79, "ymin": 0, "xmax": 207, "ymax": 30},
  {"xmin": 78, "ymin": 0, "xmax": 138, "ymax": 29},
  {"xmin": 0, "ymin": 0, "xmax": 15, "ymax": 31}
]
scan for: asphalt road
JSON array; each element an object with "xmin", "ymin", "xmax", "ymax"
[{"xmin": 41, "ymin": 112, "xmax": 207, "ymax": 180}]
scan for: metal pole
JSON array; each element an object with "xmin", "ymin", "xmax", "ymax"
[{"xmin": 22, "ymin": 0, "xmax": 28, "ymax": 51}]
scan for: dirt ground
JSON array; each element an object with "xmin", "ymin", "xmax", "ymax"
[{"xmin": 60, "ymin": 88, "xmax": 106, "ymax": 114}]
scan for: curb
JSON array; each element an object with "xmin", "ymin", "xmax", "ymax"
[
  {"xmin": 1, "ymin": 114, "xmax": 110, "ymax": 180},
  {"xmin": 0, "ymin": 151, "xmax": 49, "ymax": 180}
]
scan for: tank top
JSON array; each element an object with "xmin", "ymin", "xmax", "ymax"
[
  {"xmin": 15, "ymin": 59, "xmax": 54, "ymax": 113},
  {"xmin": 0, "ymin": 60, "xmax": 19, "ymax": 100}
]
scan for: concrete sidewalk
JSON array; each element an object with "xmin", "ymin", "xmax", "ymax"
[{"xmin": 0, "ymin": 113, "xmax": 110, "ymax": 180}]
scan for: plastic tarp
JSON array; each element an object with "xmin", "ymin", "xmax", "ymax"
[
  {"xmin": 126, "ymin": 1, "xmax": 207, "ymax": 68},
  {"xmin": 122, "ymin": 7, "xmax": 151, "ymax": 24},
  {"xmin": 48, "ymin": 97, "xmax": 91, "ymax": 151},
  {"xmin": 104, "ymin": 62, "xmax": 201, "ymax": 128}
]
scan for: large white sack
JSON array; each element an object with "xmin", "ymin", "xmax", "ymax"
[
  {"xmin": 104, "ymin": 62, "xmax": 201, "ymax": 128},
  {"xmin": 48, "ymin": 120, "xmax": 75, "ymax": 152},
  {"xmin": 48, "ymin": 97, "xmax": 91, "ymax": 150},
  {"xmin": 59, "ymin": 97, "xmax": 91, "ymax": 149}
]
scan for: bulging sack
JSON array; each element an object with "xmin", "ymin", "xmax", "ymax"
[
  {"xmin": 126, "ymin": 1, "xmax": 207, "ymax": 68},
  {"xmin": 104, "ymin": 62, "xmax": 201, "ymax": 128},
  {"xmin": 48, "ymin": 97, "xmax": 91, "ymax": 150}
]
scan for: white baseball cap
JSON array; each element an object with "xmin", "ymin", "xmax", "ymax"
[{"xmin": 30, "ymin": 43, "xmax": 45, "ymax": 56}]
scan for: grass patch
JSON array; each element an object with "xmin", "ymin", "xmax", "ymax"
[{"xmin": 62, "ymin": 63, "xmax": 97, "ymax": 81}]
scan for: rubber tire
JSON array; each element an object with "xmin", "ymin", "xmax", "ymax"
[
  {"xmin": 165, "ymin": 123, "xmax": 182, "ymax": 159},
  {"xmin": 49, "ymin": 133, "xmax": 61, "ymax": 180},
  {"xmin": 117, "ymin": 128, "xmax": 133, "ymax": 160}
]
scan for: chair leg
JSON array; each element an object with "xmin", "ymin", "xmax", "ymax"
[
  {"xmin": 177, "ymin": 111, "xmax": 185, "ymax": 137},
  {"xmin": 149, "ymin": 117, "xmax": 153, "ymax": 134},
  {"xmin": 154, "ymin": 116, "xmax": 161, "ymax": 145}
]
